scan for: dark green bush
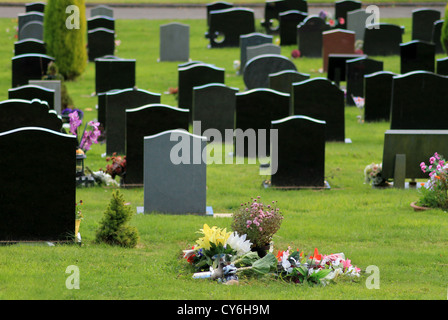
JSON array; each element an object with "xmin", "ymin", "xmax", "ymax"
[
  {"xmin": 441, "ymin": 3, "xmax": 448, "ymax": 54},
  {"xmin": 96, "ymin": 190, "xmax": 140, "ymax": 248},
  {"xmin": 43, "ymin": 0, "xmax": 87, "ymax": 80}
]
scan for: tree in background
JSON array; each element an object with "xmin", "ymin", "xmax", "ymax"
[
  {"xmin": 43, "ymin": 0, "xmax": 87, "ymax": 80},
  {"xmin": 441, "ymin": 3, "xmax": 448, "ymax": 54}
]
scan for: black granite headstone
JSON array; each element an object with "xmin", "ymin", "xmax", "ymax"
[
  {"xmin": 334, "ymin": 0, "xmax": 362, "ymax": 29},
  {"xmin": 327, "ymin": 53, "xmax": 366, "ymax": 85},
  {"xmin": 95, "ymin": 57, "xmax": 136, "ymax": 94},
  {"xmin": 279, "ymin": 10, "xmax": 307, "ymax": 45},
  {"xmin": 192, "ymin": 83, "xmax": 238, "ymax": 139},
  {"xmin": 363, "ymin": 23, "xmax": 403, "ymax": 56},
  {"xmin": 8, "ymin": 84, "xmax": 55, "ymax": 110},
  {"xmin": 346, "ymin": 57, "xmax": 384, "ymax": 106},
  {"xmin": 412, "ymin": 8, "xmax": 441, "ymax": 42},
  {"xmin": 88, "ymin": 28, "xmax": 115, "ymax": 62},
  {"xmin": 437, "ymin": 57, "xmax": 448, "ymax": 76},
  {"xmin": 18, "ymin": 12, "xmax": 43, "ymax": 34},
  {"xmin": 235, "ymin": 88, "xmax": 290, "ymax": 158},
  {"xmin": 270, "ymin": 115, "xmax": 326, "ymax": 188},
  {"xmin": 26, "ymin": 2, "xmax": 45, "ymax": 13},
  {"xmin": 206, "ymin": 1, "xmax": 234, "ymax": 26},
  {"xmin": 297, "ymin": 16, "xmax": 331, "ymax": 58},
  {"xmin": 124, "ymin": 104, "xmax": 189, "ymax": 186},
  {"xmin": 364, "ymin": 71, "xmax": 396, "ymax": 122},
  {"xmin": 106, "ymin": 88, "xmax": 161, "ymax": 155},
  {"xmin": 14, "ymin": 39, "xmax": 46, "ymax": 55},
  {"xmin": 269, "ymin": 69, "xmax": 310, "ymax": 97},
  {"xmin": 432, "ymin": 20, "xmax": 444, "ymax": 54},
  {"xmin": 11, "ymin": 53, "xmax": 54, "ymax": 87},
  {"xmin": 87, "ymin": 16, "xmax": 115, "ymax": 31},
  {"xmin": 239, "ymin": 32, "xmax": 273, "ymax": 74},
  {"xmin": 177, "ymin": 63, "xmax": 225, "ymax": 123},
  {"xmin": 262, "ymin": 0, "xmax": 308, "ymax": 34},
  {"xmin": 206, "ymin": 8, "xmax": 255, "ymax": 48},
  {"xmin": 391, "ymin": 71, "xmax": 448, "ymax": 130},
  {"xmin": 0, "ymin": 127, "xmax": 76, "ymax": 241},
  {"xmin": 244, "ymin": 54, "xmax": 297, "ymax": 89},
  {"xmin": 400, "ymin": 40, "xmax": 435, "ymax": 74},
  {"xmin": 292, "ymin": 78, "xmax": 345, "ymax": 142},
  {"xmin": 19, "ymin": 21, "xmax": 43, "ymax": 41}
]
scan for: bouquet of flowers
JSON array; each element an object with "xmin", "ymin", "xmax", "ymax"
[
  {"xmin": 231, "ymin": 196, "xmax": 283, "ymax": 249},
  {"xmin": 418, "ymin": 152, "xmax": 448, "ymax": 209},
  {"xmin": 364, "ymin": 163, "xmax": 387, "ymax": 186},
  {"xmin": 68, "ymin": 111, "xmax": 101, "ymax": 154},
  {"xmin": 275, "ymin": 247, "xmax": 361, "ymax": 286}
]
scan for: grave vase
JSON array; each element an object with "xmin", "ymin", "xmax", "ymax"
[
  {"xmin": 75, "ymin": 219, "xmax": 81, "ymax": 235},
  {"xmin": 410, "ymin": 201, "xmax": 432, "ymax": 211}
]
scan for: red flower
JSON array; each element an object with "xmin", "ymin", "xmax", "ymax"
[
  {"xmin": 309, "ymin": 248, "xmax": 322, "ymax": 261},
  {"xmin": 291, "ymin": 49, "xmax": 301, "ymax": 58}
]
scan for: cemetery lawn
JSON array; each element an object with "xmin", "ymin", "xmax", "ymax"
[
  {"xmin": 1, "ymin": 17, "xmax": 448, "ymax": 300},
  {"xmin": 1, "ymin": 0, "xmax": 447, "ymax": 4}
]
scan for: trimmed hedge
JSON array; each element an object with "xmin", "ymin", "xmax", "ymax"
[{"xmin": 43, "ymin": 0, "xmax": 87, "ymax": 80}]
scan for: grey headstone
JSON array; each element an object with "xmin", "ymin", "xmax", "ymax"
[
  {"xmin": 144, "ymin": 130, "xmax": 207, "ymax": 215},
  {"xmin": 18, "ymin": 12, "xmax": 43, "ymax": 34},
  {"xmin": 19, "ymin": 21, "xmax": 43, "ymax": 41},
  {"xmin": 159, "ymin": 22, "xmax": 190, "ymax": 62},
  {"xmin": 105, "ymin": 88, "xmax": 161, "ymax": 155},
  {"xmin": 0, "ymin": 127, "xmax": 76, "ymax": 241},
  {"xmin": 334, "ymin": 0, "xmax": 362, "ymax": 29},
  {"xmin": 239, "ymin": 33, "xmax": 273, "ymax": 74},
  {"xmin": 244, "ymin": 54, "xmax": 297, "ymax": 89},
  {"xmin": 246, "ymin": 43, "xmax": 281, "ymax": 64},
  {"xmin": 192, "ymin": 83, "xmax": 238, "ymax": 139},
  {"xmin": 29, "ymin": 80, "xmax": 62, "ymax": 115},
  {"xmin": 347, "ymin": 9, "xmax": 370, "ymax": 41},
  {"xmin": 390, "ymin": 71, "xmax": 448, "ymax": 130},
  {"xmin": 91, "ymin": 5, "xmax": 114, "ymax": 18}
]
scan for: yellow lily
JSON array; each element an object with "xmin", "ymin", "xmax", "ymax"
[{"xmin": 196, "ymin": 224, "xmax": 231, "ymax": 250}]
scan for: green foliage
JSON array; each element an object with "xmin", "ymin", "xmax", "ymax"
[
  {"xmin": 43, "ymin": 0, "xmax": 87, "ymax": 80},
  {"xmin": 95, "ymin": 190, "xmax": 139, "ymax": 248},
  {"xmin": 42, "ymin": 62, "xmax": 74, "ymax": 110},
  {"xmin": 441, "ymin": 3, "xmax": 448, "ymax": 54}
]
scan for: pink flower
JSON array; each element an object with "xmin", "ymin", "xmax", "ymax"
[
  {"xmin": 68, "ymin": 111, "xmax": 82, "ymax": 136},
  {"xmin": 291, "ymin": 49, "xmax": 301, "ymax": 58},
  {"xmin": 342, "ymin": 259, "xmax": 352, "ymax": 270},
  {"xmin": 430, "ymin": 157, "xmax": 436, "ymax": 164}
]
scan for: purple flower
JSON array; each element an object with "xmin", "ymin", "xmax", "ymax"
[{"xmin": 69, "ymin": 111, "xmax": 82, "ymax": 136}]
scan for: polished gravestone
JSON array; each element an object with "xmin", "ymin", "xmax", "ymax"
[
  {"xmin": 246, "ymin": 43, "xmax": 281, "ymax": 65},
  {"xmin": 95, "ymin": 57, "xmax": 136, "ymax": 94},
  {"xmin": 18, "ymin": 12, "xmax": 43, "ymax": 34},
  {"xmin": 159, "ymin": 22, "xmax": 190, "ymax": 62},
  {"xmin": 239, "ymin": 33, "xmax": 273, "ymax": 74},
  {"xmin": 327, "ymin": 53, "xmax": 366, "ymax": 85},
  {"xmin": 345, "ymin": 57, "xmax": 383, "ymax": 106},
  {"xmin": 269, "ymin": 115, "xmax": 327, "ymax": 188},
  {"xmin": 87, "ymin": 16, "xmax": 115, "ymax": 31},
  {"xmin": 192, "ymin": 83, "xmax": 238, "ymax": 139},
  {"xmin": 437, "ymin": 57, "xmax": 448, "ymax": 76},
  {"xmin": 144, "ymin": 130, "xmax": 207, "ymax": 215},
  {"xmin": 8, "ymin": 84, "xmax": 55, "ymax": 110},
  {"xmin": 292, "ymin": 78, "xmax": 345, "ymax": 142},
  {"xmin": 0, "ymin": 99, "xmax": 62, "ymax": 133},
  {"xmin": 88, "ymin": 28, "xmax": 115, "ymax": 62},
  {"xmin": 432, "ymin": 20, "xmax": 444, "ymax": 54},
  {"xmin": 19, "ymin": 21, "xmax": 43, "ymax": 41},
  {"xmin": 322, "ymin": 29, "xmax": 355, "ymax": 72},
  {"xmin": 26, "ymin": 2, "xmax": 45, "ymax": 13},
  {"xmin": 105, "ymin": 88, "xmax": 161, "ymax": 155},
  {"xmin": 11, "ymin": 53, "xmax": 54, "ymax": 87},
  {"xmin": 124, "ymin": 104, "xmax": 189, "ymax": 186},
  {"xmin": 269, "ymin": 69, "xmax": 310, "ymax": 99},
  {"xmin": 244, "ymin": 54, "xmax": 297, "ymax": 89},
  {"xmin": 206, "ymin": 8, "xmax": 255, "ymax": 48},
  {"xmin": 390, "ymin": 71, "xmax": 448, "ymax": 130},
  {"xmin": 262, "ymin": 0, "xmax": 308, "ymax": 34},
  {"xmin": 364, "ymin": 71, "xmax": 396, "ymax": 122},
  {"xmin": 363, "ymin": 23, "xmax": 403, "ymax": 56},
  {"xmin": 412, "ymin": 8, "xmax": 441, "ymax": 42},
  {"xmin": 14, "ymin": 39, "xmax": 46, "ymax": 55},
  {"xmin": 206, "ymin": 1, "xmax": 234, "ymax": 26},
  {"xmin": 0, "ymin": 127, "xmax": 76, "ymax": 242},
  {"xmin": 297, "ymin": 16, "xmax": 331, "ymax": 58},
  {"xmin": 334, "ymin": 0, "xmax": 362, "ymax": 29},
  {"xmin": 400, "ymin": 40, "xmax": 435, "ymax": 74},
  {"xmin": 279, "ymin": 10, "xmax": 307, "ymax": 45},
  {"xmin": 235, "ymin": 88, "xmax": 290, "ymax": 158}
]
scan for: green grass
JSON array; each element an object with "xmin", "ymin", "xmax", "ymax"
[
  {"xmin": 0, "ymin": 0, "xmax": 446, "ymax": 4},
  {"xmin": 0, "ymin": 16, "xmax": 448, "ymax": 300}
]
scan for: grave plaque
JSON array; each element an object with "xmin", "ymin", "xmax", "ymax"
[
  {"xmin": 297, "ymin": 16, "xmax": 331, "ymax": 58},
  {"xmin": 363, "ymin": 23, "xmax": 403, "ymax": 56},
  {"xmin": 106, "ymin": 88, "xmax": 161, "ymax": 155},
  {"xmin": 192, "ymin": 83, "xmax": 238, "ymax": 139},
  {"xmin": 345, "ymin": 57, "xmax": 383, "ymax": 106},
  {"xmin": 11, "ymin": 53, "xmax": 54, "ymax": 87},
  {"xmin": 270, "ymin": 115, "xmax": 326, "ymax": 188},
  {"xmin": 239, "ymin": 33, "xmax": 273, "ymax": 74},
  {"xmin": 88, "ymin": 28, "xmax": 115, "ymax": 62},
  {"xmin": 390, "ymin": 71, "xmax": 448, "ymax": 130},
  {"xmin": 8, "ymin": 84, "xmax": 55, "ymax": 110},
  {"xmin": 144, "ymin": 130, "xmax": 207, "ymax": 215},
  {"xmin": 322, "ymin": 29, "xmax": 355, "ymax": 72},
  {"xmin": 125, "ymin": 104, "xmax": 189, "ymax": 186},
  {"xmin": 364, "ymin": 71, "xmax": 396, "ymax": 122},
  {"xmin": 95, "ymin": 57, "xmax": 136, "ymax": 94},
  {"xmin": 0, "ymin": 127, "xmax": 76, "ymax": 241},
  {"xmin": 412, "ymin": 8, "xmax": 441, "ymax": 42},
  {"xmin": 279, "ymin": 10, "xmax": 307, "ymax": 45},
  {"xmin": 400, "ymin": 40, "xmax": 435, "ymax": 74},
  {"xmin": 14, "ymin": 39, "xmax": 46, "ymax": 55},
  {"xmin": 235, "ymin": 88, "xmax": 290, "ymax": 158},
  {"xmin": 244, "ymin": 54, "xmax": 297, "ymax": 89},
  {"xmin": 159, "ymin": 23, "xmax": 190, "ymax": 62},
  {"xmin": 292, "ymin": 78, "xmax": 345, "ymax": 142},
  {"xmin": 207, "ymin": 8, "xmax": 255, "ymax": 48}
]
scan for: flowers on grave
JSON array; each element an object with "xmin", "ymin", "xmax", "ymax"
[
  {"xmin": 319, "ymin": 10, "xmax": 345, "ymax": 29},
  {"xmin": 231, "ymin": 196, "xmax": 283, "ymax": 249},
  {"xmin": 291, "ymin": 49, "xmax": 301, "ymax": 59},
  {"xmin": 183, "ymin": 224, "xmax": 253, "ymax": 271},
  {"xmin": 364, "ymin": 163, "xmax": 387, "ymax": 187},
  {"xmin": 417, "ymin": 152, "xmax": 448, "ymax": 209},
  {"xmin": 275, "ymin": 247, "xmax": 361, "ymax": 286},
  {"xmin": 62, "ymin": 107, "xmax": 83, "ymax": 121},
  {"xmin": 352, "ymin": 95, "xmax": 365, "ymax": 123},
  {"xmin": 68, "ymin": 111, "xmax": 101, "ymax": 153},
  {"xmin": 75, "ymin": 200, "xmax": 84, "ymax": 236},
  {"xmin": 103, "ymin": 152, "xmax": 127, "ymax": 180}
]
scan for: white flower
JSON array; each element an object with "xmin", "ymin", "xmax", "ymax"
[
  {"xmin": 225, "ymin": 232, "xmax": 252, "ymax": 256},
  {"xmin": 280, "ymin": 251, "xmax": 293, "ymax": 273}
]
